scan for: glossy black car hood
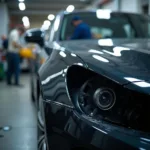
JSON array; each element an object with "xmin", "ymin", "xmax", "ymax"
[{"xmin": 59, "ymin": 39, "xmax": 150, "ymax": 85}]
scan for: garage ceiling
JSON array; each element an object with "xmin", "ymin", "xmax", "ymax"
[
  {"xmin": 3, "ymin": 0, "xmax": 92, "ymax": 28},
  {"xmin": 6, "ymin": 0, "xmax": 92, "ymax": 15}
]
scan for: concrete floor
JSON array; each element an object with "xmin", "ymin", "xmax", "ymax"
[{"xmin": 0, "ymin": 74, "xmax": 37, "ymax": 150}]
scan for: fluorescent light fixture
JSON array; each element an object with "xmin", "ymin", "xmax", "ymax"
[
  {"xmin": 18, "ymin": 0, "xmax": 24, "ymax": 2},
  {"xmin": 88, "ymin": 49, "xmax": 103, "ymax": 55},
  {"xmin": 22, "ymin": 16, "xmax": 29, "ymax": 22},
  {"xmin": 48, "ymin": 14, "xmax": 55, "ymax": 21},
  {"xmin": 103, "ymin": 46, "xmax": 130, "ymax": 57},
  {"xmin": 98, "ymin": 39, "xmax": 113, "ymax": 46},
  {"xmin": 66, "ymin": 5, "xmax": 75, "ymax": 12},
  {"xmin": 41, "ymin": 25, "xmax": 49, "ymax": 30},
  {"xmin": 41, "ymin": 20, "xmax": 51, "ymax": 30},
  {"xmin": 44, "ymin": 20, "xmax": 51, "ymax": 26},
  {"xmin": 59, "ymin": 51, "xmax": 66, "ymax": 57},
  {"xmin": 22, "ymin": 16, "xmax": 30, "ymax": 28},
  {"xmin": 19, "ymin": 2, "xmax": 26, "ymax": 11},
  {"xmin": 96, "ymin": 9, "xmax": 111, "ymax": 19},
  {"xmin": 92, "ymin": 55, "xmax": 109, "ymax": 63}
]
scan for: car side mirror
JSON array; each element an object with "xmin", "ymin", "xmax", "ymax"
[{"xmin": 25, "ymin": 28, "xmax": 44, "ymax": 47}]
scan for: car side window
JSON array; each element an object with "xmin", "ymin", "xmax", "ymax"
[
  {"xmin": 91, "ymin": 27, "xmax": 113, "ymax": 38},
  {"xmin": 123, "ymin": 24, "xmax": 136, "ymax": 38}
]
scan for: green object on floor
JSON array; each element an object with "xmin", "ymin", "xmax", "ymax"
[{"xmin": 0, "ymin": 63, "xmax": 5, "ymax": 80}]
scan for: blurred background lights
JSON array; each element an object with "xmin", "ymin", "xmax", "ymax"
[
  {"xmin": 22, "ymin": 16, "xmax": 30, "ymax": 28},
  {"xmin": 19, "ymin": 2, "xmax": 26, "ymax": 11},
  {"xmin": 41, "ymin": 20, "xmax": 51, "ymax": 30},
  {"xmin": 48, "ymin": 14, "xmax": 55, "ymax": 21},
  {"xmin": 66, "ymin": 5, "xmax": 75, "ymax": 12}
]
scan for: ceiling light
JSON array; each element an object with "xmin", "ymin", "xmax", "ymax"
[
  {"xmin": 19, "ymin": 2, "xmax": 26, "ymax": 11},
  {"xmin": 48, "ymin": 14, "xmax": 55, "ymax": 21},
  {"xmin": 18, "ymin": 0, "xmax": 24, "ymax": 2},
  {"xmin": 66, "ymin": 5, "xmax": 75, "ymax": 12},
  {"xmin": 41, "ymin": 25, "xmax": 49, "ymax": 30},
  {"xmin": 22, "ymin": 16, "xmax": 30, "ymax": 28},
  {"xmin": 41, "ymin": 20, "xmax": 51, "ymax": 30},
  {"xmin": 44, "ymin": 20, "xmax": 51, "ymax": 26},
  {"xmin": 22, "ymin": 16, "xmax": 29, "ymax": 22}
]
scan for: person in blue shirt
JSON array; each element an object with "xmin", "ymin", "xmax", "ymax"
[
  {"xmin": 70, "ymin": 16, "xmax": 92, "ymax": 40},
  {"xmin": 1, "ymin": 35, "xmax": 8, "ymax": 51}
]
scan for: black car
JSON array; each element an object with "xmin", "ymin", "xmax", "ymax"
[{"xmin": 25, "ymin": 10, "xmax": 150, "ymax": 150}]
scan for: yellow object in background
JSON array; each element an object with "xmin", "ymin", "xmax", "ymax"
[
  {"xmin": 40, "ymin": 58, "xmax": 46, "ymax": 64},
  {"xmin": 19, "ymin": 48, "xmax": 35, "ymax": 59}
]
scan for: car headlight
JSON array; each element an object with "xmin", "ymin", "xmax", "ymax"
[
  {"xmin": 66, "ymin": 65, "xmax": 150, "ymax": 133},
  {"xmin": 93, "ymin": 88, "xmax": 116, "ymax": 111}
]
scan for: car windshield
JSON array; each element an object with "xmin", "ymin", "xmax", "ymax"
[{"xmin": 60, "ymin": 11, "xmax": 150, "ymax": 40}]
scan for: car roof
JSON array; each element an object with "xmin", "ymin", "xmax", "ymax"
[{"xmin": 58, "ymin": 9, "xmax": 143, "ymax": 16}]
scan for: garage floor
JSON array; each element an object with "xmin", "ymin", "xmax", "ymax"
[{"xmin": 0, "ymin": 74, "xmax": 37, "ymax": 150}]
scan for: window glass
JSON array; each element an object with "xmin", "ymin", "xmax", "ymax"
[
  {"xmin": 138, "ymin": 15, "xmax": 150, "ymax": 37},
  {"xmin": 60, "ymin": 12, "xmax": 137, "ymax": 40}
]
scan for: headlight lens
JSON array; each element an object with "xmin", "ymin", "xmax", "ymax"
[{"xmin": 94, "ymin": 88, "xmax": 116, "ymax": 110}]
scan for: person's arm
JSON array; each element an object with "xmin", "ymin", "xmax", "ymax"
[
  {"xmin": 12, "ymin": 41, "xmax": 22, "ymax": 49},
  {"xmin": 71, "ymin": 27, "xmax": 81, "ymax": 40}
]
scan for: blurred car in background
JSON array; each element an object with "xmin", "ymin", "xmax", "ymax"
[{"xmin": 25, "ymin": 10, "xmax": 150, "ymax": 150}]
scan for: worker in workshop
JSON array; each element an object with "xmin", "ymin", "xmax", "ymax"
[
  {"xmin": 1, "ymin": 35, "xmax": 8, "ymax": 51},
  {"xmin": 7, "ymin": 25, "xmax": 25, "ymax": 86},
  {"xmin": 70, "ymin": 16, "xmax": 92, "ymax": 40}
]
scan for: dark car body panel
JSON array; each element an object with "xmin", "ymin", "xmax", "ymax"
[
  {"xmin": 59, "ymin": 39, "xmax": 150, "ymax": 84},
  {"xmin": 25, "ymin": 10, "xmax": 150, "ymax": 150},
  {"xmin": 38, "ymin": 39, "xmax": 150, "ymax": 150}
]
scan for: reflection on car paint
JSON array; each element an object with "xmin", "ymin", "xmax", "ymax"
[
  {"xmin": 88, "ymin": 49, "xmax": 104, "ymax": 55},
  {"xmin": 98, "ymin": 39, "xmax": 113, "ymax": 46},
  {"xmin": 103, "ymin": 46, "xmax": 130, "ymax": 57},
  {"xmin": 96, "ymin": 9, "xmax": 112, "ymax": 19},
  {"xmin": 71, "ymin": 53, "xmax": 77, "ymax": 57},
  {"xmin": 92, "ymin": 55, "xmax": 109, "ymax": 63},
  {"xmin": 59, "ymin": 51, "xmax": 67, "ymax": 57},
  {"xmin": 124, "ymin": 77, "xmax": 150, "ymax": 88},
  {"xmin": 41, "ymin": 70, "xmax": 63, "ymax": 85}
]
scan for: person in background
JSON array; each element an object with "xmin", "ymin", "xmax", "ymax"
[
  {"xmin": 7, "ymin": 26, "xmax": 25, "ymax": 86},
  {"xmin": 1, "ymin": 35, "xmax": 8, "ymax": 51},
  {"xmin": 70, "ymin": 16, "xmax": 92, "ymax": 40}
]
